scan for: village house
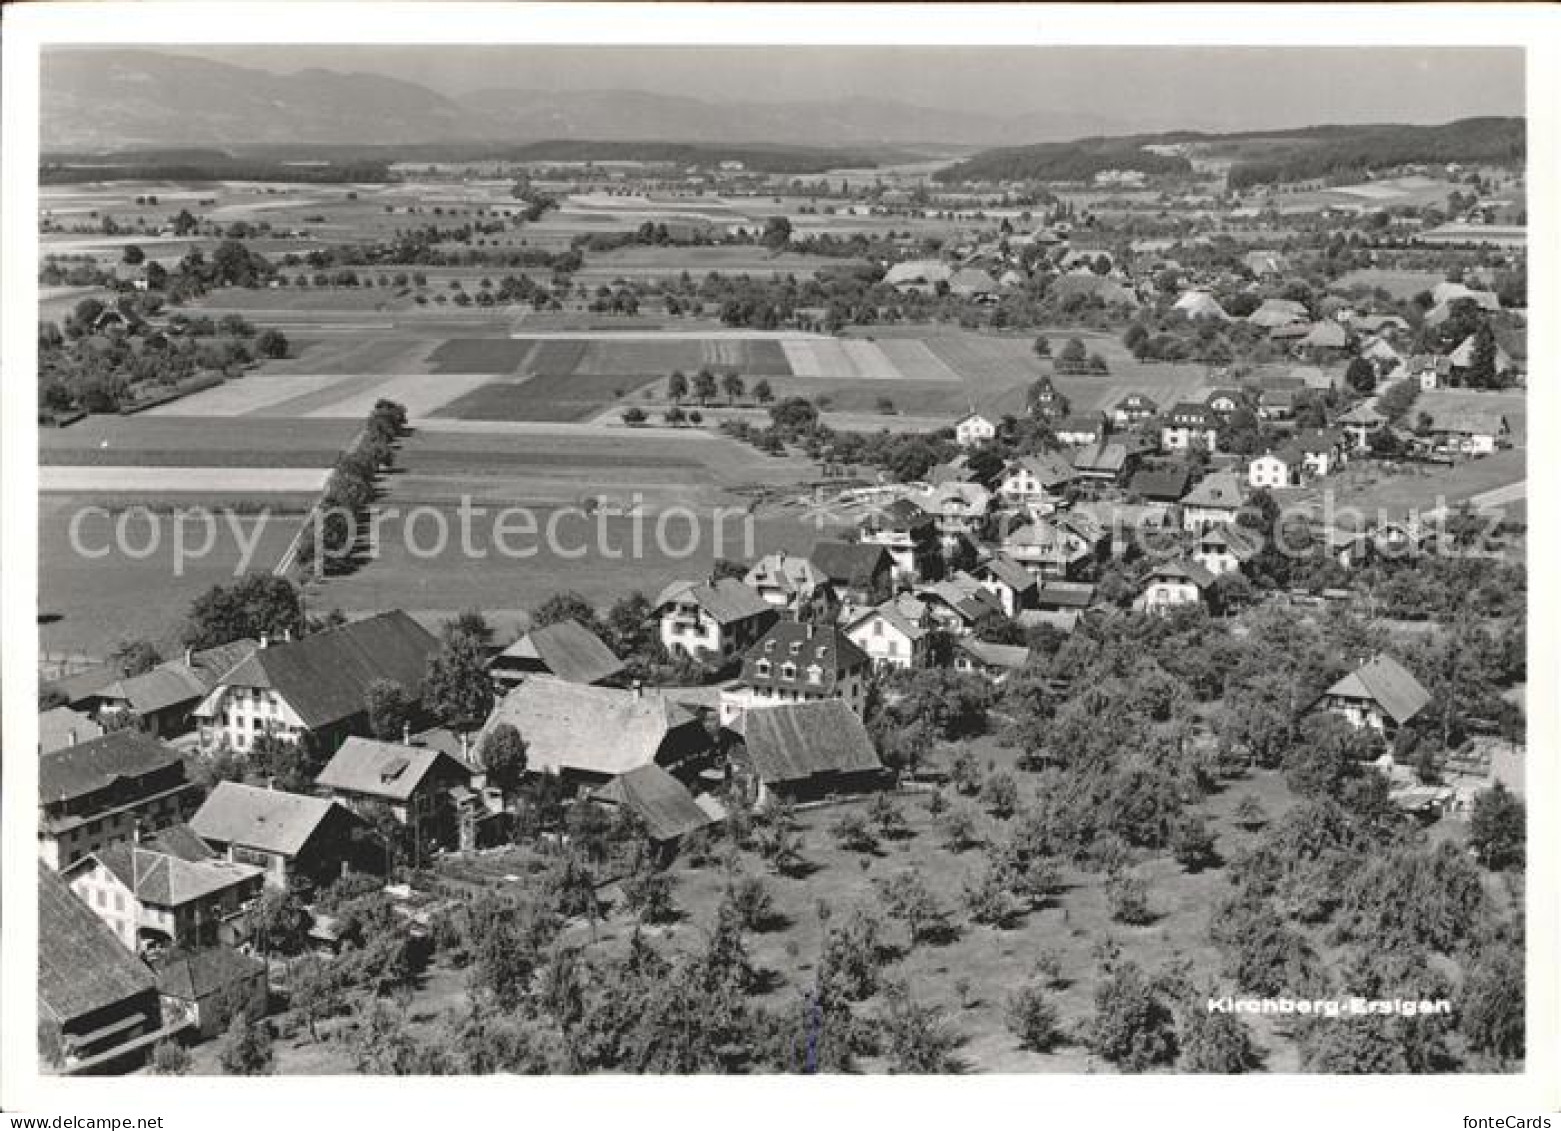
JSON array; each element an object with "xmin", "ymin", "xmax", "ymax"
[
  {"xmin": 1426, "ymin": 409, "xmax": 1511, "ymax": 457},
  {"xmin": 62, "ymin": 839, "xmax": 264, "ymax": 954},
  {"xmin": 1300, "ymin": 320, "xmax": 1348, "ymax": 354},
  {"xmin": 1029, "ymin": 375, "xmax": 1066, "ymax": 418},
  {"xmin": 915, "ymin": 577, "xmax": 1009, "ymax": 636},
  {"xmin": 39, "ymin": 705, "xmax": 105, "ymax": 755},
  {"xmin": 1292, "ymin": 428, "xmax": 1349, "ymax": 477},
  {"xmin": 1172, "ymin": 289, "xmax": 1229, "ymax": 321},
  {"xmin": 999, "ymin": 516, "xmax": 1097, "ymax": 580},
  {"xmin": 192, "ymin": 611, "xmax": 441, "ymax": 756},
  {"xmin": 39, "ymin": 731, "xmax": 198, "ymax": 871},
  {"xmin": 1257, "ymin": 387, "xmax": 1300, "ymax": 421},
  {"xmin": 1204, "ymin": 389, "xmax": 1243, "ymax": 418},
  {"xmin": 1035, "ymin": 580, "xmax": 1097, "ymax": 615},
  {"xmin": 1247, "ymin": 297, "xmax": 1310, "ymax": 330},
  {"xmin": 1127, "ymin": 466, "xmax": 1191, "ymax": 505},
  {"xmin": 972, "ymin": 553, "xmax": 1039, "ymax": 617},
  {"xmin": 156, "ymin": 947, "xmax": 268, "ymax": 1041},
  {"xmin": 858, "ymin": 498, "xmax": 942, "ymax": 584},
  {"xmin": 1135, "ymin": 560, "xmax": 1217, "ymax": 614},
  {"xmin": 808, "ymin": 540, "xmax": 895, "ymax": 610},
  {"xmin": 844, "ymin": 598, "xmax": 932, "ymax": 672},
  {"xmin": 488, "ymin": 619, "xmax": 625, "ymax": 692},
  {"xmin": 1314, "ymin": 653, "xmax": 1432, "ymax": 736},
  {"xmin": 1248, "ymin": 446, "xmax": 1304, "ymax": 490},
  {"xmin": 38, "ymin": 862, "xmax": 168, "ymax": 1073},
  {"xmin": 1110, "ymin": 392, "xmax": 1159, "ymax": 427},
  {"xmin": 1337, "ymin": 400, "xmax": 1388, "ymax": 450},
  {"xmin": 589, "ymin": 763, "xmax": 714, "ymax": 856},
  {"xmin": 995, "ymin": 452, "xmax": 1078, "ymax": 509},
  {"xmin": 480, "ymin": 676, "xmax": 712, "ymax": 789},
  {"xmin": 190, "ymin": 782, "xmax": 373, "ymax": 891},
  {"xmin": 733, "ymin": 699, "xmax": 885, "ymax": 805},
  {"xmin": 1180, "ymin": 471, "xmax": 1247, "ymax": 531},
  {"xmin": 952, "ymin": 638, "xmax": 1032, "ymax": 684},
  {"xmin": 720, "ymin": 621, "xmax": 871, "ymax": 728},
  {"xmin": 744, "ymin": 551, "xmax": 839, "ymax": 620},
  {"xmin": 316, "ymin": 737, "xmax": 474, "ymax": 853},
  {"xmin": 1409, "ymin": 353, "xmax": 1454, "ymax": 390},
  {"xmin": 953, "ymin": 411, "xmax": 997, "ymax": 448},
  {"xmin": 1193, "ymin": 524, "xmax": 1263, "ymax": 577},
  {"xmin": 96, "ymin": 640, "xmax": 257, "ymax": 739},
  {"xmin": 1069, "ymin": 438, "xmax": 1136, "ymax": 485},
  {"xmin": 913, "ymin": 481, "xmax": 993, "ymax": 537},
  {"xmin": 1161, "ymin": 402, "xmax": 1220, "ymax": 452},
  {"xmin": 1052, "ymin": 413, "xmax": 1109, "ymax": 447},
  {"xmin": 654, "ymin": 578, "xmax": 777, "ymax": 666}
]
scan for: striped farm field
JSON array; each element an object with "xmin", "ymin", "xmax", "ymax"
[
  {"xmin": 146, "ymin": 373, "xmax": 356, "ymax": 417},
  {"xmin": 577, "ymin": 338, "xmax": 712, "ymax": 377},
  {"xmin": 841, "ymin": 339, "xmax": 906, "ymax": 381},
  {"xmin": 263, "ymin": 337, "xmax": 434, "ymax": 375},
  {"xmin": 525, "ymin": 339, "xmax": 591, "ymax": 376},
  {"xmin": 701, "ymin": 338, "xmax": 793, "ymax": 375},
  {"xmin": 303, "ymin": 373, "xmax": 492, "ymax": 420},
  {"xmin": 874, "ymin": 338, "xmax": 965, "ymax": 383},
  {"xmin": 435, "ymin": 372, "xmax": 661, "ymax": 423},
  {"xmin": 921, "ymin": 335, "xmax": 1044, "ymax": 388},
  {"xmin": 427, "ymin": 338, "xmax": 536, "ymax": 374}
]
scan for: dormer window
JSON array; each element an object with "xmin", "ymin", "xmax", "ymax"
[
  {"xmin": 755, "ymin": 659, "xmax": 771, "ymax": 677},
  {"xmin": 789, "ymin": 641, "xmax": 801, "ymax": 656},
  {"xmin": 781, "ymin": 662, "xmax": 797, "ymax": 680},
  {"xmin": 806, "ymin": 664, "xmax": 823, "ymax": 684},
  {"xmin": 764, "ymin": 640, "xmax": 776, "ymax": 653}
]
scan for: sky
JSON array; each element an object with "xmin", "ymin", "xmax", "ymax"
[{"xmin": 169, "ymin": 45, "xmax": 1524, "ymax": 133}]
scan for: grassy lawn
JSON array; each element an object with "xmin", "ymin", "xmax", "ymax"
[
  {"xmin": 426, "ymin": 338, "xmax": 537, "ymax": 375},
  {"xmin": 436, "ymin": 373, "xmax": 663, "ymax": 422},
  {"xmin": 1290, "ymin": 449, "xmax": 1525, "ymax": 517},
  {"xmin": 39, "ymin": 416, "xmax": 357, "ymax": 466},
  {"xmin": 39, "ymin": 494, "xmax": 302, "ymax": 657}
]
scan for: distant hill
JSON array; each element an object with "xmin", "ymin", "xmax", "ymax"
[
  {"xmin": 937, "ymin": 117, "xmax": 1526, "ymax": 186},
  {"xmin": 41, "ymin": 48, "xmax": 1126, "ymax": 153}
]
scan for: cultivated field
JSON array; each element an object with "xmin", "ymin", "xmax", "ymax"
[{"xmin": 38, "ymin": 416, "xmax": 358, "ymax": 465}]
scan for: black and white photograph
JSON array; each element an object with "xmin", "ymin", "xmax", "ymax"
[{"xmin": 1, "ymin": 3, "xmax": 1556, "ymax": 1120}]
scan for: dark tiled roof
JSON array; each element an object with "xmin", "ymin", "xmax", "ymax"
[
  {"xmin": 479, "ymin": 677, "xmax": 700, "ymax": 778},
  {"xmin": 1129, "ymin": 467, "xmax": 1191, "ymax": 501},
  {"xmin": 655, "ymin": 578, "xmax": 774, "ymax": 625},
  {"xmin": 145, "ymin": 823, "xmax": 217, "ymax": 862},
  {"xmin": 742, "ymin": 700, "xmax": 882, "ymax": 785},
  {"xmin": 317, "ymin": 738, "xmax": 470, "ymax": 803},
  {"xmin": 207, "ymin": 612, "xmax": 439, "ymax": 730},
  {"xmin": 76, "ymin": 843, "xmax": 262, "ymax": 908},
  {"xmin": 39, "ymin": 731, "xmax": 183, "ymax": 805},
  {"xmin": 38, "ymin": 707, "xmax": 105, "ymax": 755},
  {"xmin": 156, "ymin": 947, "xmax": 265, "ymax": 1002},
  {"xmin": 191, "ymin": 782, "xmax": 351, "ymax": 857},
  {"xmin": 38, "ymin": 863, "xmax": 156, "ymax": 1024},
  {"xmin": 1324, "ymin": 654, "xmax": 1432, "ymax": 726},
  {"xmin": 1168, "ymin": 402, "xmax": 1216, "ymax": 427},
  {"xmin": 495, "ymin": 620, "xmax": 624, "ymax": 686},
  {"xmin": 809, "ymin": 541, "xmax": 893, "ymax": 589},
  {"xmin": 591, "ymin": 764, "xmax": 713, "ymax": 842},
  {"xmin": 741, "ymin": 622, "xmax": 869, "ymax": 694}
]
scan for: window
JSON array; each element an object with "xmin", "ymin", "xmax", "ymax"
[
  {"xmin": 789, "ymin": 641, "xmax": 801, "ymax": 656},
  {"xmin": 873, "ymin": 619, "xmax": 884, "ymax": 636},
  {"xmin": 781, "ymin": 662, "xmax": 796, "ymax": 680},
  {"xmin": 755, "ymin": 659, "xmax": 771, "ymax": 677},
  {"xmin": 806, "ymin": 665, "xmax": 823, "ymax": 684},
  {"xmin": 114, "ymin": 892, "xmax": 125, "ymax": 912}
]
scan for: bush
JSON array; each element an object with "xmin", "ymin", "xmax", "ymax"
[
  {"xmin": 724, "ymin": 874, "xmax": 776, "ymax": 932},
  {"xmin": 1088, "ymin": 961, "xmax": 1177, "ymax": 1072},
  {"xmin": 1171, "ymin": 813, "xmax": 1218, "ymax": 872},
  {"xmin": 1006, "ymin": 983, "xmax": 1062, "ymax": 1052},
  {"xmin": 831, "ymin": 809, "xmax": 880, "ymax": 854},
  {"xmin": 1106, "ymin": 872, "xmax": 1154, "ymax": 925}
]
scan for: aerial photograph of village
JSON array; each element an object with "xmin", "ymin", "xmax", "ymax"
[{"xmin": 21, "ymin": 37, "xmax": 1535, "ymax": 1081}]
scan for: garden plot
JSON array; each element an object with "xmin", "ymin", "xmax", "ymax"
[{"xmin": 781, "ymin": 338, "xmax": 855, "ymax": 379}]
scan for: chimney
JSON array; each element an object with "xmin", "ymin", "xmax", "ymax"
[
  {"xmin": 266, "ymin": 776, "xmax": 275, "ymax": 791},
  {"xmin": 403, "ymin": 722, "xmax": 412, "ymax": 745},
  {"xmin": 460, "ymin": 731, "xmax": 470, "ymax": 761},
  {"xmin": 633, "ymin": 679, "xmax": 643, "ymax": 699},
  {"xmin": 283, "ymin": 628, "xmax": 293, "ymax": 643},
  {"xmin": 184, "ymin": 647, "xmax": 194, "ymax": 667},
  {"xmin": 67, "ymin": 728, "xmax": 76, "ymax": 747},
  {"xmin": 806, "ymin": 623, "xmax": 816, "ymax": 641},
  {"xmin": 259, "ymin": 633, "xmax": 270, "ymax": 650}
]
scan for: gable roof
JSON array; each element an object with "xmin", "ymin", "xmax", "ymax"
[
  {"xmin": 190, "ymin": 782, "xmax": 351, "ymax": 857},
  {"xmin": 317, "ymin": 738, "xmax": 469, "ymax": 803},
  {"xmin": 745, "ymin": 552, "xmax": 831, "ymax": 598},
  {"xmin": 1003, "ymin": 452, "xmax": 1077, "ymax": 489},
  {"xmin": 976, "ymin": 553, "xmax": 1037, "ymax": 592},
  {"xmin": 1323, "ymin": 654, "xmax": 1432, "ymax": 726},
  {"xmin": 1167, "ymin": 402, "xmax": 1216, "ymax": 428},
  {"xmin": 480, "ymin": 676, "xmax": 699, "ymax": 778},
  {"xmin": 808, "ymin": 540, "xmax": 893, "ymax": 589},
  {"xmin": 202, "ymin": 612, "xmax": 439, "ymax": 730},
  {"xmin": 741, "ymin": 622, "xmax": 869, "ymax": 692},
  {"xmin": 39, "ymin": 730, "xmax": 183, "ymax": 805},
  {"xmin": 39, "ymin": 706, "xmax": 105, "ymax": 755},
  {"xmin": 1035, "ymin": 581, "xmax": 1096, "ymax": 609},
  {"xmin": 1069, "ymin": 439, "xmax": 1130, "ymax": 475},
  {"xmin": 591, "ymin": 764, "xmax": 713, "ymax": 842},
  {"xmin": 655, "ymin": 578, "xmax": 774, "ymax": 625},
  {"xmin": 1429, "ymin": 409, "xmax": 1510, "ymax": 437},
  {"xmin": 156, "ymin": 947, "xmax": 265, "ymax": 1002},
  {"xmin": 145, "ymin": 822, "xmax": 218, "ymax": 862},
  {"xmin": 1143, "ymin": 559, "xmax": 1216, "ymax": 589},
  {"xmin": 71, "ymin": 843, "xmax": 263, "ymax": 909},
  {"xmin": 38, "ymin": 862, "xmax": 156, "ymax": 1024},
  {"xmin": 1197, "ymin": 524, "xmax": 1263, "ymax": 561},
  {"xmin": 99, "ymin": 665, "xmax": 207, "ymax": 717},
  {"xmin": 956, "ymin": 638, "xmax": 1032, "ymax": 671},
  {"xmin": 1113, "ymin": 392, "xmax": 1159, "ymax": 414},
  {"xmin": 1128, "ymin": 466, "xmax": 1191, "ymax": 501},
  {"xmin": 741, "ymin": 700, "xmax": 882, "ymax": 785},
  {"xmin": 41, "ymin": 661, "xmax": 131, "ymax": 708},
  {"xmin": 496, "ymin": 620, "xmax": 625, "ymax": 686},
  {"xmin": 1302, "ymin": 321, "xmax": 1348, "ymax": 349},
  {"xmin": 1181, "ymin": 471, "xmax": 1246, "ymax": 510}
]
